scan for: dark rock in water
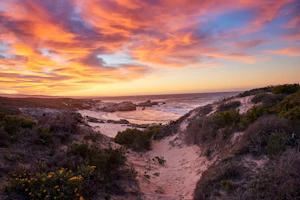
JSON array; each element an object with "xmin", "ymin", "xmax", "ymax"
[
  {"xmin": 101, "ymin": 101, "xmax": 136, "ymax": 112},
  {"xmin": 106, "ymin": 119, "xmax": 130, "ymax": 124},
  {"xmin": 130, "ymin": 123, "xmax": 159, "ymax": 129},
  {"xmin": 137, "ymin": 100, "xmax": 159, "ymax": 107},
  {"xmin": 86, "ymin": 116, "xmax": 104, "ymax": 123},
  {"xmin": 119, "ymin": 119, "xmax": 130, "ymax": 124}
]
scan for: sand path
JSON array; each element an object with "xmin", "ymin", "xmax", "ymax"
[{"xmin": 127, "ymin": 110, "xmax": 212, "ymax": 200}]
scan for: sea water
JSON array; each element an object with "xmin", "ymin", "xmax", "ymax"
[{"xmin": 90, "ymin": 92, "xmax": 240, "ymax": 124}]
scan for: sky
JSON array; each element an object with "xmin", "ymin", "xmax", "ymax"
[{"xmin": 0, "ymin": 0, "xmax": 299, "ymax": 96}]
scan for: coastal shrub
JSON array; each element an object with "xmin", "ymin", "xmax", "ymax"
[
  {"xmin": 220, "ymin": 180, "xmax": 232, "ymax": 193},
  {"xmin": 0, "ymin": 112, "xmax": 6, "ymax": 121},
  {"xmin": 67, "ymin": 144, "xmax": 126, "ymax": 174},
  {"xmin": 271, "ymin": 84, "xmax": 300, "ymax": 94},
  {"xmin": 267, "ymin": 130, "xmax": 286, "ymax": 156},
  {"xmin": 280, "ymin": 106, "xmax": 300, "ymax": 121},
  {"xmin": 83, "ymin": 132, "xmax": 103, "ymax": 141},
  {"xmin": 154, "ymin": 113, "xmax": 189, "ymax": 140},
  {"xmin": 114, "ymin": 128, "xmax": 152, "ymax": 151},
  {"xmin": 251, "ymin": 92, "xmax": 286, "ymax": 108},
  {"xmin": 193, "ymin": 160, "xmax": 245, "ymax": 200},
  {"xmin": 1, "ymin": 115, "xmax": 36, "ymax": 134},
  {"xmin": 186, "ymin": 115, "xmax": 218, "ymax": 145},
  {"xmin": 262, "ymin": 94, "xmax": 286, "ymax": 108},
  {"xmin": 251, "ymin": 92, "xmax": 268, "ymax": 104},
  {"xmin": 37, "ymin": 127, "xmax": 53, "ymax": 145},
  {"xmin": 39, "ymin": 112, "xmax": 82, "ymax": 135},
  {"xmin": 214, "ymin": 110, "xmax": 240, "ymax": 128},
  {"xmin": 239, "ymin": 106, "xmax": 266, "ymax": 129},
  {"xmin": 0, "ymin": 126, "xmax": 9, "ymax": 147},
  {"xmin": 238, "ymin": 86, "xmax": 272, "ymax": 97},
  {"xmin": 194, "ymin": 104, "xmax": 213, "ymax": 116},
  {"xmin": 5, "ymin": 168, "xmax": 92, "ymax": 199},
  {"xmin": 217, "ymin": 101, "xmax": 241, "ymax": 112},
  {"xmin": 249, "ymin": 150, "xmax": 300, "ymax": 199},
  {"xmin": 240, "ymin": 115, "xmax": 293, "ymax": 156},
  {"xmin": 63, "ymin": 144, "xmax": 131, "ymax": 196}
]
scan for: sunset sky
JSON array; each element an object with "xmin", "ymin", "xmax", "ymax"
[{"xmin": 0, "ymin": 0, "xmax": 299, "ymax": 96}]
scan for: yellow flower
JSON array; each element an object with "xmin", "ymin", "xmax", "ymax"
[
  {"xmin": 29, "ymin": 192, "xmax": 32, "ymax": 195},
  {"xmin": 47, "ymin": 175, "xmax": 53, "ymax": 178},
  {"xmin": 69, "ymin": 175, "xmax": 82, "ymax": 181},
  {"xmin": 54, "ymin": 185, "xmax": 59, "ymax": 189},
  {"xmin": 59, "ymin": 169, "xmax": 64, "ymax": 174},
  {"xmin": 74, "ymin": 188, "xmax": 78, "ymax": 193},
  {"xmin": 22, "ymin": 184, "xmax": 25, "ymax": 187},
  {"xmin": 42, "ymin": 178, "xmax": 46, "ymax": 181},
  {"xmin": 57, "ymin": 189, "xmax": 60, "ymax": 192},
  {"xmin": 46, "ymin": 194, "xmax": 50, "ymax": 198},
  {"xmin": 54, "ymin": 197, "xmax": 57, "ymax": 200},
  {"xmin": 43, "ymin": 189, "xmax": 46, "ymax": 193},
  {"xmin": 25, "ymin": 188, "xmax": 28, "ymax": 191},
  {"xmin": 88, "ymin": 165, "xmax": 96, "ymax": 169},
  {"xmin": 79, "ymin": 196, "xmax": 84, "ymax": 200},
  {"xmin": 15, "ymin": 178, "xmax": 19, "ymax": 180},
  {"xmin": 75, "ymin": 193, "xmax": 80, "ymax": 197},
  {"xmin": 28, "ymin": 180, "xmax": 31, "ymax": 183}
]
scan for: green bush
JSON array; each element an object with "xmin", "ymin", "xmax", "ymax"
[
  {"xmin": 239, "ymin": 106, "xmax": 266, "ymax": 129},
  {"xmin": 270, "ymin": 90, "xmax": 300, "ymax": 121},
  {"xmin": 280, "ymin": 106, "xmax": 300, "ymax": 121},
  {"xmin": 114, "ymin": 128, "xmax": 152, "ymax": 151},
  {"xmin": 241, "ymin": 115, "xmax": 292, "ymax": 156},
  {"xmin": 271, "ymin": 84, "xmax": 300, "ymax": 94},
  {"xmin": 218, "ymin": 101, "xmax": 241, "ymax": 112},
  {"xmin": 249, "ymin": 150, "xmax": 300, "ymax": 199},
  {"xmin": 251, "ymin": 92, "xmax": 269, "ymax": 104},
  {"xmin": 193, "ymin": 161, "xmax": 245, "ymax": 200},
  {"xmin": 220, "ymin": 180, "xmax": 232, "ymax": 193},
  {"xmin": 239, "ymin": 86, "xmax": 272, "ymax": 97},
  {"xmin": 37, "ymin": 127, "xmax": 53, "ymax": 145},
  {"xmin": 267, "ymin": 130, "xmax": 286, "ymax": 156},
  {"xmin": 1, "ymin": 115, "xmax": 36, "ymax": 134},
  {"xmin": 214, "ymin": 110, "xmax": 240, "ymax": 128},
  {"xmin": 67, "ymin": 144, "xmax": 126, "ymax": 174}
]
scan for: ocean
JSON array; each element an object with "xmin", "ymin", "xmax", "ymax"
[{"xmin": 83, "ymin": 92, "xmax": 240, "ymax": 125}]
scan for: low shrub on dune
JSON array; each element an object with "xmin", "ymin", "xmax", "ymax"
[{"xmin": 114, "ymin": 128, "xmax": 153, "ymax": 151}]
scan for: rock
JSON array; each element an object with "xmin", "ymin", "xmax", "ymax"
[
  {"xmin": 101, "ymin": 101, "xmax": 136, "ymax": 112},
  {"xmin": 137, "ymin": 100, "xmax": 159, "ymax": 107},
  {"xmin": 86, "ymin": 116, "xmax": 104, "ymax": 123},
  {"xmin": 106, "ymin": 119, "xmax": 130, "ymax": 124}
]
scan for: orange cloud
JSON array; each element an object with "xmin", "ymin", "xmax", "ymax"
[{"xmin": 266, "ymin": 47, "xmax": 300, "ymax": 56}]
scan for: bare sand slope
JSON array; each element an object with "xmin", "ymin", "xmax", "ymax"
[{"xmin": 128, "ymin": 135, "xmax": 210, "ymax": 200}]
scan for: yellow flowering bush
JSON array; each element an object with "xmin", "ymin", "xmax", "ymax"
[{"xmin": 5, "ymin": 167, "xmax": 93, "ymax": 200}]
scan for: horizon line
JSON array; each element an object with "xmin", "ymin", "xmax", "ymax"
[{"xmin": 0, "ymin": 90, "xmax": 243, "ymax": 99}]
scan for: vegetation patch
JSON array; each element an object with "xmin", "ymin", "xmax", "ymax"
[
  {"xmin": 5, "ymin": 167, "xmax": 91, "ymax": 200},
  {"xmin": 271, "ymin": 84, "xmax": 300, "ymax": 94},
  {"xmin": 217, "ymin": 101, "xmax": 241, "ymax": 112},
  {"xmin": 114, "ymin": 128, "xmax": 153, "ymax": 151}
]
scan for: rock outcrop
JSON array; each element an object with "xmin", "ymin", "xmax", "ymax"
[
  {"xmin": 100, "ymin": 101, "xmax": 137, "ymax": 112},
  {"xmin": 137, "ymin": 100, "xmax": 159, "ymax": 107}
]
